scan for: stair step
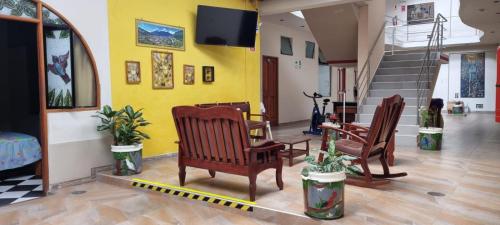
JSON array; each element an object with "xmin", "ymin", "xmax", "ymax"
[
  {"xmin": 359, "ymin": 114, "xmax": 417, "ymax": 125},
  {"xmin": 361, "ymin": 105, "xmax": 417, "ymax": 115},
  {"xmin": 373, "ymin": 74, "xmax": 432, "ymax": 82},
  {"xmin": 383, "ymin": 52, "xmax": 437, "ymax": 61},
  {"xmin": 365, "ymin": 97, "xmax": 425, "ymax": 107},
  {"xmin": 379, "ymin": 60, "xmax": 424, "ymax": 68},
  {"xmin": 368, "ymin": 89, "xmax": 429, "ymax": 97},
  {"xmin": 371, "ymin": 81, "xmax": 431, "ymax": 89},
  {"xmin": 376, "ymin": 66, "xmax": 436, "ymax": 75}
]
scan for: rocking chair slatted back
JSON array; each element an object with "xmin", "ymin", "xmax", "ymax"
[
  {"xmin": 363, "ymin": 95, "xmax": 405, "ymax": 158},
  {"xmin": 173, "ymin": 106, "xmax": 250, "ymax": 165}
]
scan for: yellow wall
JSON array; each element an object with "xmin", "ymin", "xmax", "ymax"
[{"xmin": 108, "ymin": 0, "xmax": 261, "ymax": 157}]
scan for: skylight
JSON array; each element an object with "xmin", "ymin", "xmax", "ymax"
[{"xmin": 291, "ymin": 11, "xmax": 304, "ymax": 19}]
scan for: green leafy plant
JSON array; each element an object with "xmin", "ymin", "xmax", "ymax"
[
  {"xmin": 301, "ymin": 139, "xmax": 361, "ymax": 177},
  {"xmin": 419, "ymin": 106, "xmax": 430, "ymax": 128},
  {"xmin": 93, "ymin": 105, "xmax": 151, "ymax": 146}
]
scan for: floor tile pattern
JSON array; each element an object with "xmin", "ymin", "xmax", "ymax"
[{"xmin": 0, "ymin": 175, "xmax": 43, "ymax": 207}]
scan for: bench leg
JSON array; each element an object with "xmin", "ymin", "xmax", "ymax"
[
  {"xmin": 289, "ymin": 144, "xmax": 294, "ymax": 167},
  {"xmin": 249, "ymin": 173, "xmax": 257, "ymax": 201},
  {"xmin": 208, "ymin": 170, "xmax": 216, "ymax": 178},
  {"xmin": 276, "ymin": 160, "xmax": 284, "ymax": 190},
  {"xmin": 179, "ymin": 165, "xmax": 186, "ymax": 186}
]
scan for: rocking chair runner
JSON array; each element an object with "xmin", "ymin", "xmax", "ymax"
[
  {"xmin": 320, "ymin": 95, "xmax": 407, "ymax": 187},
  {"xmin": 172, "ymin": 106, "xmax": 284, "ymax": 201}
]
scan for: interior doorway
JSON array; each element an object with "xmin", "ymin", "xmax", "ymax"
[
  {"xmin": 0, "ymin": 19, "xmax": 44, "ymax": 206},
  {"xmin": 262, "ymin": 55, "xmax": 279, "ymax": 126}
]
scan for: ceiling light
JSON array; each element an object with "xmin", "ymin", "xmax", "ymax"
[{"xmin": 291, "ymin": 11, "xmax": 304, "ymax": 19}]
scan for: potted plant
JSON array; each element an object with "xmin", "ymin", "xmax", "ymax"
[
  {"xmin": 418, "ymin": 106, "xmax": 443, "ymax": 151},
  {"xmin": 301, "ymin": 139, "xmax": 360, "ymax": 220},
  {"xmin": 94, "ymin": 105, "xmax": 150, "ymax": 176}
]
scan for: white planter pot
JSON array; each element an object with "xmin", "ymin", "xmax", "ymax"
[
  {"xmin": 302, "ymin": 171, "xmax": 346, "ymax": 219},
  {"xmin": 111, "ymin": 144, "xmax": 143, "ymax": 176}
]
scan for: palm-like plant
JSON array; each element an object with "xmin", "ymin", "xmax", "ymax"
[
  {"xmin": 302, "ymin": 139, "xmax": 361, "ymax": 176},
  {"xmin": 94, "ymin": 105, "xmax": 150, "ymax": 145}
]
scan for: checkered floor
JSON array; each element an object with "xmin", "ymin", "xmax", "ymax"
[{"xmin": 0, "ymin": 175, "xmax": 43, "ymax": 207}]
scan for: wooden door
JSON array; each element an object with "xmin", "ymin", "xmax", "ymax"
[{"xmin": 262, "ymin": 56, "xmax": 279, "ymax": 126}]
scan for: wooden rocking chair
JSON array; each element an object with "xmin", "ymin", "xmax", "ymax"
[{"xmin": 320, "ymin": 95, "xmax": 407, "ymax": 187}]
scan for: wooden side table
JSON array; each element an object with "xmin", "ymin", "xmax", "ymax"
[{"xmin": 276, "ymin": 136, "xmax": 311, "ymax": 166}]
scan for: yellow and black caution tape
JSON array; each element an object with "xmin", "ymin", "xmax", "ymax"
[{"xmin": 131, "ymin": 178, "xmax": 255, "ymax": 212}]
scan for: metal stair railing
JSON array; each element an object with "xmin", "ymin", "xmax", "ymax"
[
  {"xmin": 416, "ymin": 13, "xmax": 447, "ymax": 125},
  {"xmin": 354, "ymin": 21, "xmax": 387, "ymax": 122}
]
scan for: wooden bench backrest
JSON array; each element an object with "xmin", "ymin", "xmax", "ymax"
[
  {"xmin": 364, "ymin": 95, "xmax": 405, "ymax": 158},
  {"xmin": 172, "ymin": 106, "xmax": 251, "ymax": 166},
  {"xmin": 196, "ymin": 102, "xmax": 251, "ymax": 120}
]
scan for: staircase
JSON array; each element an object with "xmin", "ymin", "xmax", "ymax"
[
  {"xmin": 354, "ymin": 14, "xmax": 447, "ymax": 146},
  {"xmin": 357, "ymin": 51, "xmax": 440, "ymax": 145}
]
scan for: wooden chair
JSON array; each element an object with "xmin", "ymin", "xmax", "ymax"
[
  {"xmin": 196, "ymin": 102, "xmax": 268, "ymax": 140},
  {"xmin": 172, "ymin": 106, "xmax": 284, "ymax": 201},
  {"xmin": 320, "ymin": 95, "xmax": 407, "ymax": 187}
]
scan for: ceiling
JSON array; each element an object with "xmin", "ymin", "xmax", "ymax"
[
  {"xmin": 459, "ymin": 0, "xmax": 500, "ymax": 44},
  {"xmin": 261, "ymin": 12, "xmax": 310, "ymax": 32},
  {"xmin": 258, "ymin": 0, "xmax": 367, "ymax": 16}
]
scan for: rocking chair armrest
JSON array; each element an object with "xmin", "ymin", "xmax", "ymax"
[
  {"xmin": 320, "ymin": 126, "xmax": 368, "ymax": 145},
  {"xmin": 342, "ymin": 123, "xmax": 369, "ymax": 131}
]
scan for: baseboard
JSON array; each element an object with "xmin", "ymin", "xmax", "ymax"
[{"xmin": 49, "ymin": 152, "xmax": 178, "ymax": 193}]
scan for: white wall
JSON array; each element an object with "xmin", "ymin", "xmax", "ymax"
[
  {"xmin": 43, "ymin": 0, "xmax": 113, "ymax": 184},
  {"xmin": 433, "ymin": 48, "xmax": 497, "ymax": 112},
  {"xmin": 385, "ymin": 0, "xmax": 482, "ymax": 47},
  {"xmin": 261, "ymin": 21, "xmax": 320, "ymax": 124}
]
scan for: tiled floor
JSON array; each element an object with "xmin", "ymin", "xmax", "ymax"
[
  {"xmin": 0, "ymin": 113, "xmax": 499, "ymax": 225},
  {"xmin": 0, "ymin": 175, "xmax": 43, "ymax": 207}
]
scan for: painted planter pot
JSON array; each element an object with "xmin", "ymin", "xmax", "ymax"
[
  {"xmin": 111, "ymin": 144, "xmax": 143, "ymax": 176},
  {"xmin": 302, "ymin": 171, "xmax": 346, "ymax": 219},
  {"xmin": 419, "ymin": 127, "xmax": 443, "ymax": 150}
]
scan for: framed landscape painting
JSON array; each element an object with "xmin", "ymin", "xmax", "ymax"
[
  {"xmin": 151, "ymin": 51, "xmax": 174, "ymax": 89},
  {"xmin": 136, "ymin": 19, "xmax": 185, "ymax": 51}
]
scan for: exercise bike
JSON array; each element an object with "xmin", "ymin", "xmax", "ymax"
[{"xmin": 303, "ymin": 91, "xmax": 330, "ymax": 135}]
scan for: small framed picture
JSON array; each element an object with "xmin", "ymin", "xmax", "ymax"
[
  {"xmin": 125, "ymin": 61, "xmax": 141, "ymax": 84},
  {"xmin": 183, "ymin": 65, "xmax": 195, "ymax": 85},
  {"xmin": 202, "ymin": 66, "xmax": 214, "ymax": 83}
]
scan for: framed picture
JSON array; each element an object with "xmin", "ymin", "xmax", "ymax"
[
  {"xmin": 136, "ymin": 19, "xmax": 185, "ymax": 51},
  {"xmin": 407, "ymin": 3, "xmax": 434, "ymax": 25},
  {"xmin": 183, "ymin": 65, "xmax": 195, "ymax": 85},
  {"xmin": 125, "ymin": 61, "xmax": 141, "ymax": 84},
  {"xmin": 460, "ymin": 53, "xmax": 485, "ymax": 98},
  {"xmin": 44, "ymin": 28, "xmax": 75, "ymax": 108},
  {"xmin": 151, "ymin": 51, "xmax": 174, "ymax": 89},
  {"xmin": 202, "ymin": 66, "xmax": 215, "ymax": 83}
]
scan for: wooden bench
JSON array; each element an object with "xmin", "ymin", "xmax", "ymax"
[
  {"xmin": 275, "ymin": 136, "xmax": 311, "ymax": 166},
  {"xmin": 172, "ymin": 106, "xmax": 285, "ymax": 201}
]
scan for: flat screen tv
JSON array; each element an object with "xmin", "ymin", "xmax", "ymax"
[{"xmin": 196, "ymin": 5, "xmax": 258, "ymax": 48}]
